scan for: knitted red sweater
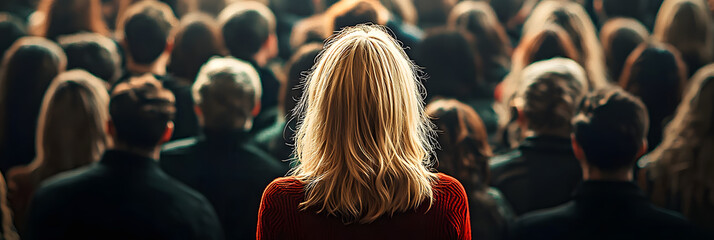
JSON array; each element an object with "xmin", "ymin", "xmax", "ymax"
[{"xmin": 256, "ymin": 173, "xmax": 471, "ymax": 240}]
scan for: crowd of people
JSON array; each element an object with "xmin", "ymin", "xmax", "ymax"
[{"xmin": 0, "ymin": 0, "xmax": 712, "ymax": 239}]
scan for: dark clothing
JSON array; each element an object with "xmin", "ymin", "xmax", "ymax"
[
  {"xmin": 114, "ymin": 72, "xmax": 200, "ymax": 140},
  {"xmin": 470, "ymin": 188, "xmax": 515, "ymax": 240},
  {"xmin": 25, "ymin": 150, "xmax": 223, "ymax": 240},
  {"xmin": 248, "ymin": 61, "xmax": 281, "ymax": 120},
  {"xmin": 509, "ymin": 181, "xmax": 703, "ymax": 240},
  {"xmin": 160, "ymin": 130, "xmax": 287, "ymax": 240},
  {"xmin": 490, "ymin": 136, "xmax": 583, "ymax": 216},
  {"xmin": 386, "ymin": 19, "xmax": 423, "ymax": 59}
]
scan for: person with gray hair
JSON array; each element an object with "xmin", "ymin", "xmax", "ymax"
[
  {"xmin": 490, "ymin": 58, "xmax": 589, "ymax": 216},
  {"xmin": 160, "ymin": 57, "xmax": 286, "ymax": 240}
]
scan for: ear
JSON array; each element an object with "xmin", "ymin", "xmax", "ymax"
[
  {"xmin": 636, "ymin": 139, "xmax": 648, "ymax": 159},
  {"xmin": 165, "ymin": 38, "xmax": 174, "ymax": 53},
  {"xmin": 106, "ymin": 119, "xmax": 117, "ymax": 139},
  {"xmin": 263, "ymin": 34, "xmax": 278, "ymax": 56},
  {"xmin": 160, "ymin": 121, "xmax": 174, "ymax": 144},
  {"xmin": 571, "ymin": 134, "xmax": 586, "ymax": 162},
  {"xmin": 515, "ymin": 107, "xmax": 527, "ymax": 129},
  {"xmin": 193, "ymin": 105, "xmax": 203, "ymax": 118},
  {"xmin": 252, "ymin": 101, "xmax": 261, "ymax": 117}
]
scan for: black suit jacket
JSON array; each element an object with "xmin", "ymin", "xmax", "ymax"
[
  {"xmin": 510, "ymin": 181, "xmax": 703, "ymax": 240},
  {"xmin": 25, "ymin": 150, "xmax": 223, "ymax": 240},
  {"xmin": 490, "ymin": 136, "xmax": 583, "ymax": 216},
  {"xmin": 160, "ymin": 130, "xmax": 287, "ymax": 240}
]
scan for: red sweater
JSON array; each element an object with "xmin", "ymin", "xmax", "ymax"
[{"xmin": 257, "ymin": 173, "xmax": 471, "ymax": 240}]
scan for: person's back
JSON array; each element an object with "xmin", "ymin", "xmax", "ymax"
[
  {"xmin": 490, "ymin": 58, "xmax": 588, "ymax": 215},
  {"xmin": 510, "ymin": 88, "xmax": 702, "ymax": 240},
  {"xmin": 161, "ymin": 57, "xmax": 285, "ymax": 239},
  {"xmin": 25, "ymin": 76, "xmax": 223, "ymax": 240}
]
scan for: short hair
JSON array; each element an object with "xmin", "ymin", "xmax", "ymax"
[
  {"xmin": 116, "ymin": 1, "xmax": 177, "ymax": 65},
  {"xmin": 573, "ymin": 88, "xmax": 649, "ymax": 171},
  {"xmin": 0, "ymin": 13, "xmax": 27, "ymax": 61},
  {"xmin": 58, "ymin": 32, "xmax": 122, "ymax": 83},
  {"xmin": 218, "ymin": 1, "xmax": 276, "ymax": 61},
  {"xmin": 193, "ymin": 57, "xmax": 261, "ymax": 130},
  {"xmin": 109, "ymin": 75, "xmax": 176, "ymax": 150},
  {"xmin": 167, "ymin": 13, "xmax": 225, "ymax": 83},
  {"xmin": 325, "ymin": 0, "xmax": 389, "ymax": 32}
]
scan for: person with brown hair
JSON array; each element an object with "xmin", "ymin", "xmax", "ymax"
[
  {"xmin": 58, "ymin": 32, "xmax": 122, "ymax": 84},
  {"xmin": 33, "ymin": 0, "xmax": 109, "ymax": 41},
  {"xmin": 0, "ymin": 37, "xmax": 66, "ymax": 174},
  {"xmin": 427, "ymin": 99, "xmax": 514, "ymax": 240},
  {"xmin": 6, "ymin": 70, "xmax": 109, "ymax": 235},
  {"xmin": 490, "ymin": 58, "xmax": 588, "ymax": 216},
  {"xmin": 167, "ymin": 12, "xmax": 226, "ymax": 85},
  {"xmin": 599, "ymin": 18, "xmax": 649, "ymax": 83},
  {"xmin": 619, "ymin": 42, "xmax": 687, "ymax": 151},
  {"xmin": 257, "ymin": 25, "xmax": 470, "ymax": 240},
  {"xmin": 653, "ymin": 0, "xmax": 713, "ymax": 77},
  {"xmin": 25, "ymin": 75, "xmax": 223, "ymax": 240}
]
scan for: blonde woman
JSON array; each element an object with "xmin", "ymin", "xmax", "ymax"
[
  {"xmin": 7, "ymin": 69, "xmax": 109, "ymax": 234},
  {"xmin": 640, "ymin": 63, "xmax": 714, "ymax": 232},
  {"xmin": 257, "ymin": 25, "xmax": 471, "ymax": 240}
]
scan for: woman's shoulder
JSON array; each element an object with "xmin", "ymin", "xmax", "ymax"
[
  {"xmin": 432, "ymin": 173, "xmax": 469, "ymax": 204},
  {"xmin": 262, "ymin": 177, "xmax": 305, "ymax": 202}
]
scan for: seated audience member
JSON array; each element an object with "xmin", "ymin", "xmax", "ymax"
[
  {"xmin": 161, "ymin": 57, "xmax": 285, "ymax": 240},
  {"xmin": 25, "ymin": 76, "xmax": 223, "ymax": 240},
  {"xmin": 653, "ymin": 0, "xmax": 712, "ymax": 77},
  {"xmin": 116, "ymin": 0, "xmax": 198, "ymax": 140},
  {"xmin": 510, "ymin": 88, "xmax": 702, "ymax": 240},
  {"xmin": 591, "ymin": 0, "xmax": 646, "ymax": 28},
  {"xmin": 33, "ymin": 0, "xmax": 109, "ymax": 41},
  {"xmin": 269, "ymin": 0, "xmax": 317, "ymax": 59},
  {"xmin": 599, "ymin": 18, "xmax": 648, "ymax": 82},
  {"xmin": 0, "ymin": 37, "xmax": 66, "ymax": 174},
  {"xmin": 449, "ymin": 1, "xmax": 512, "ymax": 91},
  {"xmin": 412, "ymin": 0, "xmax": 456, "ymax": 29},
  {"xmin": 490, "ymin": 58, "xmax": 588, "ymax": 216},
  {"xmin": 0, "ymin": 13, "xmax": 26, "ymax": 60},
  {"xmin": 257, "ymin": 25, "xmax": 471, "ymax": 240},
  {"xmin": 58, "ymin": 32, "xmax": 122, "ymax": 84},
  {"xmin": 167, "ymin": 12, "xmax": 225, "ymax": 85},
  {"xmin": 640, "ymin": 64, "xmax": 714, "ymax": 233},
  {"xmin": 426, "ymin": 99, "xmax": 515, "ymax": 240},
  {"xmin": 415, "ymin": 29, "xmax": 498, "ymax": 139},
  {"xmin": 7, "ymin": 70, "xmax": 109, "ymax": 235},
  {"xmin": 0, "ymin": 172, "xmax": 19, "ymax": 240},
  {"xmin": 619, "ymin": 42, "xmax": 687, "ymax": 151},
  {"xmin": 218, "ymin": 1, "xmax": 281, "ymax": 120},
  {"xmin": 289, "ymin": 13, "xmax": 328, "ymax": 54},
  {"xmin": 255, "ymin": 43, "xmax": 323, "ymax": 162}
]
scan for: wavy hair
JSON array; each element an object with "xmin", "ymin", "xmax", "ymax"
[
  {"xmin": 291, "ymin": 25, "xmax": 437, "ymax": 224},
  {"xmin": 653, "ymin": 0, "xmax": 713, "ymax": 74}
]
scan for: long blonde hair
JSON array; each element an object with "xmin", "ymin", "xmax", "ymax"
[
  {"xmin": 642, "ymin": 63, "xmax": 714, "ymax": 221},
  {"xmin": 291, "ymin": 25, "xmax": 437, "ymax": 224},
  {"xmin": 31, "ymin": 69, "xmax": 110, "ymax": 180}
]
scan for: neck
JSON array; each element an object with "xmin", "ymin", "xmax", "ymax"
[
  {"xmin": 252, "ymin": 50, "xmax": 270, "ymax": 68},
  {"xmin": 581, "ymin": 164, "xmax": 633, "ymax": 182},
  {"xmin": 126, "ymin": 53, "xmax": 168, "ymax": 76},
  {"xmin": 112, "ymin": 143, "xmax": 161, "ymax": 160}
]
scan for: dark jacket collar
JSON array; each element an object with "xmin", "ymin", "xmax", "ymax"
[
  {"xmin": 202, "ymin": 128, "xmax": 251, "ymax": 147},
  {"xmin": 574, "ymin": 180, "xmax": 647, "ymax": 203},
  {"xmin": 99, "ymin": 150, "xmax": 158, "ymax": 170},
  {"xmin": 519, "ymin": 135, "xmax": 573, "ymax": 153}
]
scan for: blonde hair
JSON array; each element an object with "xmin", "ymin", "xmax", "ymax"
[
  {"xmin": 642, "ymin": 63, "xmax": 714, "ymax": 220},
  {"xmin": 31, "ymin": 69, "xmax": 110, "ymax": 180},
  {"xmin": 291, "ymin": 25, "xmax": 437, "ymax": 224},
  {"xmin": 653, "ymin": 0, "xmax": 713, "ymax": 72}
]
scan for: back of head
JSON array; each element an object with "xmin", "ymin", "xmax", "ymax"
[
  {"xmin": 168, "ymin": 13, "xmax": 225, "ymax": 82},
  {"xmin": 619, "ymin": 42, "xmax": 687, "ymax": 149},
  {"xmin": 326, "ymin": 0, "xmax": 389, "ymax": 32},
  {"xmin": 218, "ymin": 1, "xmax": 276, "ymax": 61},
  {"xmin": 292, "ymin": 25, "xmax": 436, "ymax": 224},
  {"xmin": 596, "ymin": 0, "xmax": 645, "ymax": 21},
  {"xmin": 58, "ymin": 32, "xmax": 122, "ymax": 84},
  {"xmin": 0, "ymin": 13, "xmax": 27, "ymax": 60},
  {"xmin": 449, "ymin": 1, "xmax": 512, "ymax": 68},
  {"xmin": 518, "ymin": 24, "xmax": 581, "ymax": 69},
  {"xmin": 116, "ymin": 0, "xmax": 177, "ymax": 65},
  {"xmin": 36, "ymin": 0, "xmax": 108, "ymax": 40},
  {"xmin": 573, "ymin": 88, "xmax": 648, "ymax": 172},
  {"xmin": 412, "ymin": 0, "xmax": 457, "ymax": 29},
  {"xmin": 426, "ymin": 99, "xmax": 492, "ymax": 192},
  {"xmin": 653, "ymin": 0, "xmax": 713, "ymax": 71},
  {"xmin": 515, "ymin": 58, "xmax": 589, "ymax": 137},
  {"xmin": 379, "ymin": 0, "xmax": 417, "ymax": 25},
  {"xmin": 35, "ymin": 69, "xmax": 109, "ymax": 176},
  {"xmin": 193, "ymin": 57, "xmax": 261, "ymax": 131},
  {"xmin": 283, "ymin": 43, "xmax": 322, "ymax": 117},
  {"xmin": 110, "ymin": 75, "xmax": 175, "ymax": 150},
  {"xmin": 415, "ymin": 28, "xmax": 482, "ymax": 100},
  {"xmin": 600, "ymin": 18, "xmax": 648, "ymax": 81}
]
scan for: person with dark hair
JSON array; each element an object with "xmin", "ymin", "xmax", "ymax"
[
  {"xmin": 269, "ymin": 0, "xmax": 317, "ymax": 59},
  {"xmin": 426, "ymin": 99, "xmax": 514, "ymax": 240},
  {"xmin": 255, "ymin": 43, "xmax": 322, "ymax": 162},
  {"xmin": 411, "ymin": 0, "xmax": 456, "ymax": 29},
  {"xmin": 415, "ymin": 28, "xmax": 498, "ymax": 139},
  {"xmin": 167, "ymin": 12, "xmax": 225, "ymax": 85},
  {"xmin": 599, "ymin": 18, "xmax": 648, "ymax": 83},
  {"xmin": 0, "ymin": 13, "xmax": 26, "ymax": 60},
  {"xmin": 218, "ymin": 1, "xmax": 281, "ymax": 131},
  {"xmin": 25, "ymin": 76, "xmax": 223, "ymax": 240},
  {"xmin": 34, "ymin": 0, "xmax": 109, "ymax": 41},
  {"xmin": 115, "ymin": 0, "xmax": 198, "ymax": 140},
  {"xmin": 592, "ymin": 0, "xmax": 646, "ymax": 27},
  {"xmin": 619, "ymin": 42, "xmax": 687, "ymax": 151},
  {"xmin": 58, "ymin": 32, "xmax": 122, "ymax": 84},
  {"xmin": 490, "ymin": 58, "xmax": 588, "ymax": 216},
  {"xmin": 510, "ymin": 88, "xmax": 702, "ymax": 240},
  {"xmin": 161, "ymin": 57, "xmax": 285, "ymax": 240},
  {"xmin": 0, "ymin": 37, "xmax": 66, "ymax": 174}
]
